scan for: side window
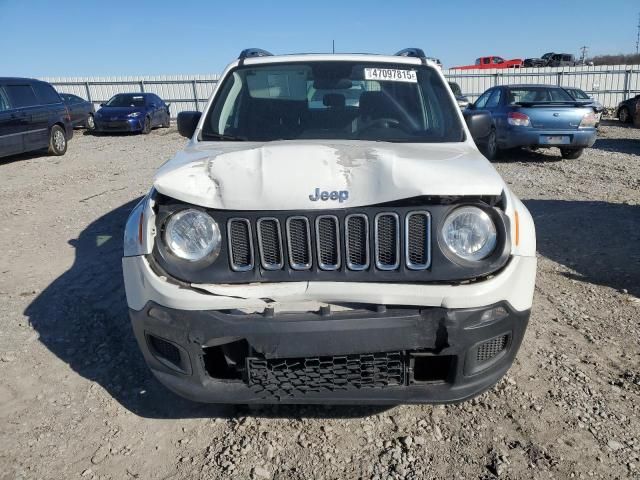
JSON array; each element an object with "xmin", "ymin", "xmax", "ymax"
[
  {"xmin": 485, "ymin": 89, "xmax": 502, "ymax": 108},
  {"xmin": 482, "ymin": 58, "xmax": 491, "ymax": 65},
  {"xmin": 475, "ymin": 58, "xmax": 481, "ymax": 65},
  {"xmin": 474, "ymin": 90, "xmax": 492, "ymax": 109},
  {"xmin": 71, "ymin": 95, "xmax": 84, "ymax": 103},
  {"xmin": 32, "ymin": 82, "xmax": 61, "ymax": 104},
  {"xmin": 0, "ymin": 88, "xmax": 10, "ymax": 111},
  {"xmin": 4, "ymin": 85, "xmax": 39, "ymax": 108},
  {"xmin": 492, "ymin": 57, "xmax": 504, "ymax": 64}
]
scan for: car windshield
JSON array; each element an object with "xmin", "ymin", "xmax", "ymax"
[
  {"xmin": 508, "ymin": 87, "xmax": 574, "ymax": 104},
  {"xmin": 568, "ymin": 89, "xmax": 590, "ymax": 100},
  {"xmin": 106, "ymin": 94, "xmax": 145, "ymax": 107},
  {"xmin": 201, "ymin": 61, "xmax": 464, "ymax": 143}
]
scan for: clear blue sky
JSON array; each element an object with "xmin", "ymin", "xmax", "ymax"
[{"xmin": 1, "ymin": 0, "xmax": 638, "ymax": 77}]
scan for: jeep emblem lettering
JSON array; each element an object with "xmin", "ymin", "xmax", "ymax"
[{"xmin": 309, "ymin": 188, "xmax": 349, "ymax": 203}]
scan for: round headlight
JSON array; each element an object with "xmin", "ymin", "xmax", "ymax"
[
  {"xmin": 164, "ymin": 209, "xmax": 221, "ymax": 262},
  {"xmin": 441, "ymin": 206, "xmax": 497, "ymax": 261}
]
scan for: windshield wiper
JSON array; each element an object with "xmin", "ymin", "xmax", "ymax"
[{"xmin": 202, "ymin": 132, "xmax": 247, "ymax": 141}]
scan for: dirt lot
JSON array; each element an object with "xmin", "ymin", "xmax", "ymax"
[{"xmin": 0, "ymin": 122, "xmax": 638, "ymax": 480}]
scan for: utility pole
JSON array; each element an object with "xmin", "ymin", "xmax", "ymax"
[
  {"xmin": 579, "ymin": 46, "xmax": 589, "ymax": 65},
  {"xmin": 332, "ymin": 40, "xmax": 335, "ymax": 54},
  {"xmin": 636, "ymin": 12, "xmax": 640, "ymax": 54}
]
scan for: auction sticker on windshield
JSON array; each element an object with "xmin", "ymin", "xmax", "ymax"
[{"xmin": 364, "ymin": 68, "xmax": 417, "ymax": 83}]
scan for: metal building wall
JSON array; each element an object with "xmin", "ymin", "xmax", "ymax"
[{"xmin": 42, "ymin": 65, "xmax": 639, "ymax": 116}]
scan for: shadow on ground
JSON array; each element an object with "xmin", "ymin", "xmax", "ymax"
[
  {"xmin": 525, "ymin": 199, "xmax": 640, "ymax": 298},
  {"xmin": 24, "ymin": 199, "xmax": 390, "ymax": 419}
]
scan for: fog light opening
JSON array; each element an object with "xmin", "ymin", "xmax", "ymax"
[
  {"xmin": 410, "ymin": 354, "xmax": 454, "ymax": 383},
  {"xmin": 203, "ymin": 339, "xmax": 249, "ymax": 380}
]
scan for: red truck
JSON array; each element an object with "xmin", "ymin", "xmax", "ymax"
[{"xmin": 452, "ymin": 56, "xmax": 523, "ymax": 70}]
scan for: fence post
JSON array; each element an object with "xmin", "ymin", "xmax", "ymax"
[
  {"xmin": 624, "ymin": 69, "xmax": 631, "ymax": 98},
  {"xmin": 139, "ymin": 80, "xmax": 145, "ymax": 93},
  {"xmin": 556, "ymin": 71, "xmax": 563, "ymax": 86},
  {"xmin": 84, "ymin": 81, "xmax": 92, "ymax": 103},
  {"xmin": 493, "ymin": 72, "xmax": 499, "ymax": 86},
  {"xmin": 192, "ymin": 80, "xmax": 199, "ymax": 111}
]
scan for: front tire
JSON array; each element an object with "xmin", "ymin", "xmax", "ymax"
[
  {"xmin": 560, "ymin": 148, "xmax": 584, "ymax": 159},
  {"xmin": 618, "ymin": 106, "xmax": 630, "ymax": 123},
  {"xmin": 48, "ymin": 125, "xmax": 67, "ymax": 156},
  {"xmin": 141, "ymin": 116, "xmax": 151, "ymax": 135},
  {"xmin": 482, "ymin": 128, "xmax": 499, "ymax": 160}
]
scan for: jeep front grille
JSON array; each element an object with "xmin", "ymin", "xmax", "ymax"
[{"xmin": 227, "ymin": 210, "xmax": 431, "ymax": 274}]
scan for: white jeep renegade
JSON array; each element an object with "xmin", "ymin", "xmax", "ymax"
[{"xmin": 123, "ymin": 48, "xmax": 536, "ymax": 404}]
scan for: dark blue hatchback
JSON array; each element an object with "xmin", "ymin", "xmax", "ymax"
[
  {"xmin": 468, "ymin": 85, "xmax": 598, "ymax": 160},
  {"xmin": 94, "ymin": 93, "xmax": 170, "ymax": 134}
]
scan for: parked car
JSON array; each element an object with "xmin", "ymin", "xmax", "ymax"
[
  {"xmin": 60, "ymin": 93, "xmax": 95, "ymax": 130},
  {"xmin": 0, "ymin": 77, "xmax": 73, "ymax": 159},
  {"xmin": 448, "ymin": 81, "xmax": 469, "ymax": 109},
  {"xmin": 546, "ymin": 53, "xmax": 576, "ymax": 67},
  {"xmin": 94, "ymin": 93, "xmax": 170, "ymax": 134},
  {"xmin": 123, "ymin": 47, "xmax": 537, "ymax": 405},
  {"xmin": 523, "ymin": 53, "xmax": 554, "ymax": 68},
  {"xmin": 563, "ymin": 87, "xmax": 604, "ymax": 126},
  {"xmin": 615, "ymin": 94, "xmax": 640, "ymax": 123},
  {"xmin": 452, "ymin": 56, "xmax": 523, "ymax": 70},
  {"xmin": 468, "ymin": 84, "xmax": 598, "ymax": 160}
]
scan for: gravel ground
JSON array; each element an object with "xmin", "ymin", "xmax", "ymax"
[{"xmin": 0, "ymin": 122, "xmax": 638, "ymax": 480}]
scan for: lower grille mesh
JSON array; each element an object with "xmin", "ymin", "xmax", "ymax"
[
  {"xmin": 476, "ymin": 335, "xmax": 508, "ymax": 363},
  {"xmin": 248, "ymin": 352, "xmax": 404, "ymax": 397}
]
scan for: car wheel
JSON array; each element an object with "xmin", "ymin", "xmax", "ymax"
[
  {"xmin": 560, "ymin": 148, "xmax": 584, "ymax": 160},
  {"xmin": 618, "ymin": 106, "xmax": 630, "ymax": 123},
  {"xmin": 483, "ymin": 128, "xmax": 499, "ymax": 160},
  {"xmin": 48, "ymin": 125, "xmax": 67, "ymax": 156},
  {"xmin": 86, "ymin": 114, "xmax": 95, "ymax": 130},
  {"xmin": 142, "ymin": 116, "xmax": 151, "ymax": 134}
]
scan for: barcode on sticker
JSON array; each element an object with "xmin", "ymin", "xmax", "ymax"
[{"xmin": 364, "ymin": 68, "xmax": 417, "ymax": 83}]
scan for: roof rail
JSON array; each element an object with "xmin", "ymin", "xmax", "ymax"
[
  {"xmin": 394, "ymin": 48, "xmax": 426, "ymax": 59},
  {"xmin": 238, "ymin": 48, "xmax": 273, "ymax": 60}
]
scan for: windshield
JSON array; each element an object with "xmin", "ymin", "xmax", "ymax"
[
  {"xmin": 106, "ymin": 94, "xmax": 145, "ymax": 107},
  {"xmin": 567, "ymin": 89, "xmax": 590, "ymax": 100},
  {"xmin": 508, "ymin": 87, "xmax": 574, "ymax": 104},
  {"xmin": 201, "ymin": 61, "xmax": 464, "ymax": 143}
]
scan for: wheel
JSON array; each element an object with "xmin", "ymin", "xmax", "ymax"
[
  {"xmin": 141, "ymin": 116, "xmax": 151, "ymax": 134},
  {"xmin": 618, "ymin": 106, "xmax": 630, "ymax": 123},
  {"xmin": 86, "ymin": 114, "xmax": 95, "ymax": 130},
  {"xmin": 560, "ymin": 148, "xmax": 584, "ymax": 159},
  {"xmin": 48, "ymin": 125, "xmax": 67, "ymax": 155},
  {"xmin": 162, "ymin": 112, "xmax": 170, "ymax": 128},
  {"xmin": 482, "ymin": 128, "xmax": 499, "ymax": 160}
]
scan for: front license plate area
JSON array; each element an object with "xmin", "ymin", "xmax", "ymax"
[{"xmin": 540, "ymin": 135, "xmax": 570, "ymax": 145}]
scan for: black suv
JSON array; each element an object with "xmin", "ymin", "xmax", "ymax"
[{"xmin": 0, "ymin": 78, "xmax": 73, "ymax": 159}]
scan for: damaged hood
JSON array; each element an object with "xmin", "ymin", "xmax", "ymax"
[{"xmin": 153, "ymin": 140, "xmax": 506, "ymax": 210}]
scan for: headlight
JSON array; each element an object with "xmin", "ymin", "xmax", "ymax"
[
  {"xmin": 128, "ymin": 112, "xmax": 143, "ymax": 118},
  {"xmin": 441, "ymin": 206, "xmax": 497, "ymax": 261},
  {"xmin": 164, "ymin": 209, "xmax": 221, "ymax": 262}
]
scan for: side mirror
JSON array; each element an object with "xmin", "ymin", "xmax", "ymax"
[
  {"xmin": 177, "ymin": 111, "xmax": 202, "ymax": 138},
  {"xmin": 463, "ymin": 110, "xmax": 492, "ymax": 143}
]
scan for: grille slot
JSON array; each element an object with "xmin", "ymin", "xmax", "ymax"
[
  {"xmin": 476, "ymin": 335, "xmax": 508, "ymax": 363},
  {"xmin": 405, "ymin": 211, "xmax": 431, "ymax": 270},
  {"xmin": 286, "ymin": 217, "xmax": 312, "ymax": 270},
  {"xmin": 256, "ymin": 218, "xmax": 284, "ymax": 270},
  {"xmin": 345, "ymin": 214, "xmax": 369, "ymax": 270},
  {"xmin": 227, "ymin": 218, "xmax": 254, "ymax": 271},
  {"xmin": 375, "ymin": 213, "xmax": 400, "ymax": 270},
  {"xmin": 315, "ymin": 215, "xmax": 341, "ymax": 270},
  {"xmin": 248, "ymin": 351, "xmax": 405, "ymax": 397}
]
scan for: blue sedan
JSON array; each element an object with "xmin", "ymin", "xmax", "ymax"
[
  {"xmin": 94, "ymin": 93, "xmax": 170, "ymax": 134},
  {"xmin": 468, "ymin": 84, "xmax": 598, "ymax": 160}
]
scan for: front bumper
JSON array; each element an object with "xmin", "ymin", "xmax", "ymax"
[
  {"xmin": 130, "ymin": 301, "xmax": 529, "ymax": 404},
  {"xmin": 500, "ymin": 127, "xmax": 597, "ymax": 149},
  {"xmin": 95, "ymin": 117, "xmax": 143, "ymax": 132}
]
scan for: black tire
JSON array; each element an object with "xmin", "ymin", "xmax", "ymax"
[
  {"xmin": 48, "ymin": 125, "xmax": 67, "ymax": 156},
  {"xmin": 560, "ymin": 148, "xmax": 584, "ymax": 160},
  {"xmin": 482, "ymin": 128, "xmax": 499, "ymax": 160},
  {"xmin": 142, "ymin": 116, "xmax": 151, "ymax": 135},
  {"xmin": 618, "ymin": 106, "xmax": 630, "ymax": 123},
  {"xmin": 86, "ymin": 114, "xmax": 95, "ymax": 130}
]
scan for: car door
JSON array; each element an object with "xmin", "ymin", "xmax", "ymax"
[
  {"xmin": 484, "ymin": 89, "xmax": 507, "ymax": 140},
  {"xmin": 0, "ymin": 85, "xmax": 24, "ymax": 157},
  {"xmin": 150, "ymin": 95, "xmax": 163, "ymax": 126},
  {"xmin": 3, "ymin": 83, "xmax": 44, "ymax": 153}
]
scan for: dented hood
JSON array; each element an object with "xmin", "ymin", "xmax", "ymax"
[{"xmin": 153, "ymin": 140, "xmax": 506, "ymax": 210}]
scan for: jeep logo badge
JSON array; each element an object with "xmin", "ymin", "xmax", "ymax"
[{"xmin": 309, "ymin": 188, "xmax": 349, "ymax": 203}]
